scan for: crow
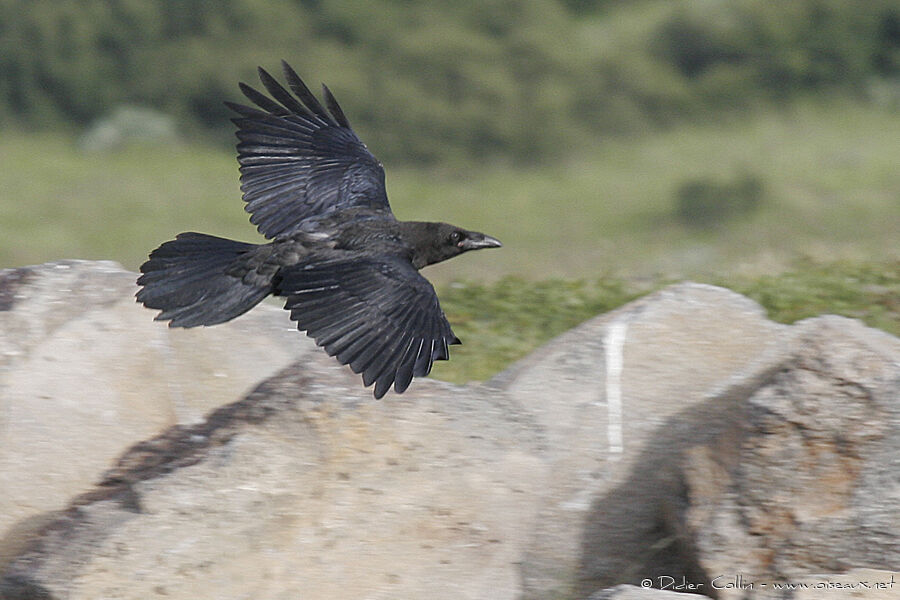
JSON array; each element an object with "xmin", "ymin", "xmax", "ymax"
[{"xmin": 136, "ymin": 61, "xmax": 502, "ymax": 398}]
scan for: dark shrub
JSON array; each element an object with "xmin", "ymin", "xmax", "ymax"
[{"xmin": 675, "ymin": 172, "xmax": 765, "ymax": 227}]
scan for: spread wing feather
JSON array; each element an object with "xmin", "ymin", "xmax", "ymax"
[
  {"xmin": 228, "ymin": 61, "xmax": 391, "ymax": 239},
  {"xmin": 278, "ymin": 255, "xmax": 459, "ymax": 399}
]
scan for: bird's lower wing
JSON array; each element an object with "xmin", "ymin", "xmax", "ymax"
[{"xmin": 277, "ymin": 255, "xmax": 459, "ymax": 398}]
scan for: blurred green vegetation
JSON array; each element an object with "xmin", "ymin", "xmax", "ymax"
[
  {"xmin": 675, "ymin": 171, "xmax": 765, "ymax": 228},
  {"xmin": 2, "ymin": 100, "xmax": 897, "ymax": 279},
  {"xmin": 435, "ymin": 277, "xmax": 644, "ymax": 381},
  {"xmin": 434, "ymin": 260, "xmax": 900, "ymax": 382},
  {"xmin": 726, "ymin": 260, "xmax": 900, "ymax": 335},
  {"xmin": 1, "ymin": 0, "xmax": 898, "ymax": 384},
  {"xmin": 1, "ymin": 0, "xmax": 898, "ymax": 164}
]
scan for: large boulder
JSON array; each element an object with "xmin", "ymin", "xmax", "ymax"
[
  {"xmin": 675, "ymin": 317, "xmax": 900, "ymax": 599},
  {"xmin": 0, "ymin": 261, "xmax": 313, "ymax": 550},
  {"xmin": 1, "ymin": 353, "xmax": 545, "ymax": 600},
  {"xmin": 573, "ymin": 315, "xmax": 900, "ymax": 599},
  {"xmin": 1, "ymin": 263, "xmax": 898, "ymax": 600},
  {"xmin": 493, "ymin": 283, "xmax": 787, "ymax": 598}
]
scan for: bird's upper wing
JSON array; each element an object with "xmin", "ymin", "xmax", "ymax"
[
  {"xmin": 277, "ymin": 255, "xmax": 460, "ymax": 399},
  {"xmin": 226, "ymin": 61, "xmax": 391, "ymax": 239}
]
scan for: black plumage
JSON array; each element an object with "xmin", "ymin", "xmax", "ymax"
[{"xmin": 137, "ymin": 61, "xmax": 501, "ymax": 398}]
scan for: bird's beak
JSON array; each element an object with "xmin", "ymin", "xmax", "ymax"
[{"xmin": 461, "ymin": 233, "xmax": 503, "ymax": 251}]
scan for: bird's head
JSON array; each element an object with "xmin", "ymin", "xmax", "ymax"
[{"xmin": 404, "ymin": 222, "xmax": 503, "ymax": 268}]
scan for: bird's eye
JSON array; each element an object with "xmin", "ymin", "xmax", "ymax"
[{"xmin": 449, "ymin": 231, "xmax": 463, "ymax": 244}]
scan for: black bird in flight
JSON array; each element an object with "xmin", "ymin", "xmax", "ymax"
[{"xmin": 137, "ymin": 61, "xmax": 501, "ymax": 398}]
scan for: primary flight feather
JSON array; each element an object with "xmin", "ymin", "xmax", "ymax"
[{"xmin": 136, "ymin": 61, "xmax": 502, "ymax": 398}]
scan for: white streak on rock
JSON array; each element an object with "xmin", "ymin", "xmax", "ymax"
[{"xmin": 604, "ymin": 319, "xmax": 628, "ymax": 456}]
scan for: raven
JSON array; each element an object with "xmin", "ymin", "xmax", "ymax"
[{"xmin": 137, "ymin": 61, "xmax": 501, "ymax": 398}]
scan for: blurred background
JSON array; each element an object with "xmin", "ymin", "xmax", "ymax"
[{"xmin": 0, "ymin": 0, "xmax": 898, "ymax": 280}]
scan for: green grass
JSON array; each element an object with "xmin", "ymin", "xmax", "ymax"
[
  {"xmin": 725, "ymin": 260, "xmax": 900, "ymax": 338},
  {"xmin": 1, "ymin": 99, "xmax": 898, "ymax": 281},
  {"xmin": 0, "ymin": 133, "xmax": 249, "ymax": 269},
  {"xmin": 433, "ymin": 260, "xmax": 900, "ymax": 383},
  {"xmin": 432, "ymin": 277, "xmax": 648, "ymax": 382},
  {"xmin": 1, "ymin": 100, "xmax": 898, "ymax": 383}
]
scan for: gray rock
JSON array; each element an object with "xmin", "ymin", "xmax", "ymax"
[
  {"xmin": 78, "ymin": 105, "xmax": 178, "ymax": 153},
  {"xmin": 676, "ymin": 316, "xmax": 900, "ymax": 600},
  {"xmin": 0, "ymin": 261, "xmax": 314, "ymax": 547},
  {"xmin": 1, "ymin": 277, "xmax": 795, "ymax": 599},
  {"xmin": 1, "ymin": 353, "xmax": 544, "ymax": 600},
  {"xmin": 496, "ymin": 283, "xmax": 787, "ymax": 598},
  {"xmin": 2, "ymin": 266, "xmax": 898, "ymax": 600},
  {"xmin": 587, "ymin": 584, "xmax": 708, "ymax": 599}
]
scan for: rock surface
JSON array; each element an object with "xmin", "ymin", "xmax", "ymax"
[
  {"xmin": 676, "ymin": 317, "xmax": 900, "ymax": 600},
  {"xmin": 0, "ymin": 261, "xmax": 314, "ymax": 550},
  {"xmin": 2, "ymin": 353, "xmax": 544, "ymax": 600},
  {"xmin": 494, "ymin": 283, "xmax": 787, "ymax": 598},
  {"xmin": 1, "ymin": 262, "xmax": 898, "ymax": 600},
  {"xmin": 587, "ymin": 585, "xmax": 707, "ymax": 600}
]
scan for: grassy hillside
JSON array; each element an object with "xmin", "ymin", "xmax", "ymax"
[{"xmin": 2, "ymin": 100, "xmax": 897, "ymax": 280}]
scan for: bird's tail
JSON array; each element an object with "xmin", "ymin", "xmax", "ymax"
[{"xmin": 136, "ymin": 232, "xmax": 271, "ymax": 327}]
